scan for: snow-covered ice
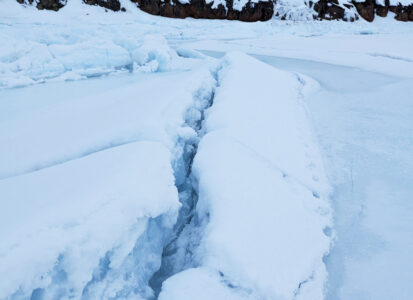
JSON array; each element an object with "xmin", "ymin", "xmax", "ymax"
[
  {"xmin": 0, "ymin": 62, "xmax": 215, "ymax": 179},
  {"xmin": 159, "ymin": 52, "xmax": 331, "ymax": 300},
  {"xmin": 1, "ymin": 1, "xmax": 413, "ymax": 300},
  {"xmin": 0, "ymin": 141, "xmax": 179, "ymax": 299},
  {"xmin": 0, "ymin": 16, "xmax": 219, "ymax": 296}
]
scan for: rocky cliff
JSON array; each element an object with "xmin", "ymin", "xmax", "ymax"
[{"xmin": 16, "ymin": 0, "xmax": 413, "ymax": 21}]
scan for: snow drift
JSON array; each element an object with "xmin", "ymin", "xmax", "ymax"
[
  {"xmin": 0, "ymin": 46, "xmax": 218, "ymax": 298},
  {"xmin": 158, "ymin": 52, "xmax": 332, "ymax": 300}
]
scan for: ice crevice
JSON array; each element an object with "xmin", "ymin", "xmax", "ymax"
[
  {"xmin": 154, "ymin": 52, "xmax": 333, "ymax": 300},
  {"xmin": 77, "ymin": 63, "xmax": 222, "ymax": 300},
  {"xmin": 293, "ymin": 272, "xmax": 315, "ymax": 300},
  {"xmin": 148, "ymin": 64, "xmax": 222, "ymax": 298},
  {"xmin": 0, "ymin": 52, "xmax": 332, "ymax": 300},
  {"xmin": 0, "ymin": 56, "xmax": 221, "ymax": 299}
]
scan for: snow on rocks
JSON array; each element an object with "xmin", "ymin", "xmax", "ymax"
[
  {"xmin": 12, "ymin": 0, "xmax": 413, "ymax": 21},
  {"xmin": 118, "ymin": 0, "xmax": 274, "ymax": 22},
  {"xmin": 159, "ymin": 52, "xmax": 332, "ymax": 300}
]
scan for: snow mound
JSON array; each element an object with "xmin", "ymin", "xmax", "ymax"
[
  {"xmin": 0, "ymin": 57, "xmax": 218, "ymax": 299},
  {"xmin": 132, "ymin": 35, "xmax": 180, "ymax": 72},
  {"xmin": 0, "ymin": 141, "xmax": 180, "ymax": 299},
  {"xmin": 159, "ymin": 52, "xmax": 332, "ymax": 300},
  {"xmin": 0, "ymin": 28, "xmax": 200, "ymax": 89},
  {"xmin": 48, "ymin": 40, "xmax": 131, "ymax": 75},
  {"xmin": 0, "ymin": 37, "xmax": 134, "ymax": 88}
]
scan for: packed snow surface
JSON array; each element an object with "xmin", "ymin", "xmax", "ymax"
[
  {"xmin": 1, "ymin": 1, "xmax": 413, "ymax": 300},
  {"xmin": 0, "ymin": 65, "xmax": 214, "ymax": 179}
]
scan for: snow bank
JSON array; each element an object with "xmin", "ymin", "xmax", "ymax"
[
  {"xmin": 0, "ymin": 37, "xmax": 131, "ymax": 88},
  {"xmin": 0, "ymin": 24, "xmax": 199, "ymax": 89},
  {"xmin": 0, "ymin": 141, "xmax": 179, "ymax": 299},
  {"xmin": 0, "ymin": 55, "xmax": 218, "ymax": 298},
  {"xmin": 48, "ymin": 40, "xmax": 131, "ymax": 75},
  {"xmin": 159, "ymin": 52, "xmax": 332, "ymax": 300},
  {"xmin": 132, "ymin": 35, "xmax": 179, "ymax": 72}
]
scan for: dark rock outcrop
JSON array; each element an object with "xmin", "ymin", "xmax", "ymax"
[
  {"xmin": 390, "ymin": 3, "xmax": 413, "ymax": 21},
  {"xmin": 376, "ymin": 2, "xmax": 388, "ymax": 17},
  {"xmin": 351, "ymin": 0, "xmax": 413, "ymax": 22},
  {"xmin": 17, "ymin": 0, "xmax": 122, "ymax": 11},
  {"xmin": 352, "ymin": 0, "xmax": 375, "ymax": 21},
  {"xmin": 14, "ymin": 0, "xmax": 413, "ymax": 22},
  {"xmin": 17, "ymin": 0, "xmax": 65, "ymax": 10},
  {"xmin": 132, "ymin": 0, "xmax": 274, "ymax": 21},
  {"xmin": 312, "ymin": 0, "xmax": 357, "ymax": 20},
  {"xmin": 309, "ymin": 0, "xmax": 413, "ymax": 22},
  {"xmin": 84, "ymin": 0, "xmax": 121, "ymax": 11}
]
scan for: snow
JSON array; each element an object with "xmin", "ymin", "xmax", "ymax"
[
  {"xmin": 226, "ymin": 50, "xmax": 413, "ymax": 300},
  {"xmin": 232, "ymin": 0, "xmax": 260, "ymax": 11},
  {"xmin": 0, "ymin": 64, "xmax": 216, "ymax": 179},
  {"xmin": 49, "ymin": 40, "xmax": 130, "ymax": 74},
  {"xmin": 2, "ymin": 0, "xmax": 413, "ymax": 88},
  {"xmin": 183, "ymin": 33, "xmax": 413, "ymax": 78},
  {"xmin": 159, "ymin": 52, "xmax": 331, "ymax": 300},
  {"xmin": 353, "ymin": 0, "xmax": 413, "ymax": 5},
  {"xmin": 0, "ymin": 32, "xmax": 199, "ymax": 88},
  {"xmin": 1, "ymin": 1, "xmax": 413, "ymax": 300},
  {"xmin": 132, "ymin": 35, "xmax": 175, "ymax": 72},
  {"xmin": 0, "ymin": 2, "xmax": 200, "ymax": 89},
  {"xmin": 273, "ymin": 0, "xmax": 316, "ymax": 21},
  {"xmin": 159, "ymin": 268, "xmax": 257, "ymax": 300},
  {"xmin": 0, "ymin": 141, "xmax": 179, "ymax": 299},
  {"xmin": 207, "ymin": 0, "xmax": 228, "ymax": 10},
  {"xmin": 0, "ymin": 23, "xmax": 218, "ymax": 297},
  {"xmin": 286, "ymin": 58, "xmax": 413, "ymax": 300}
]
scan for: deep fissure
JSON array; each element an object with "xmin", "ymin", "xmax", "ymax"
[{"xmin": 148, "ymin": 67, "xmax": 220, "ymax": 298}]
